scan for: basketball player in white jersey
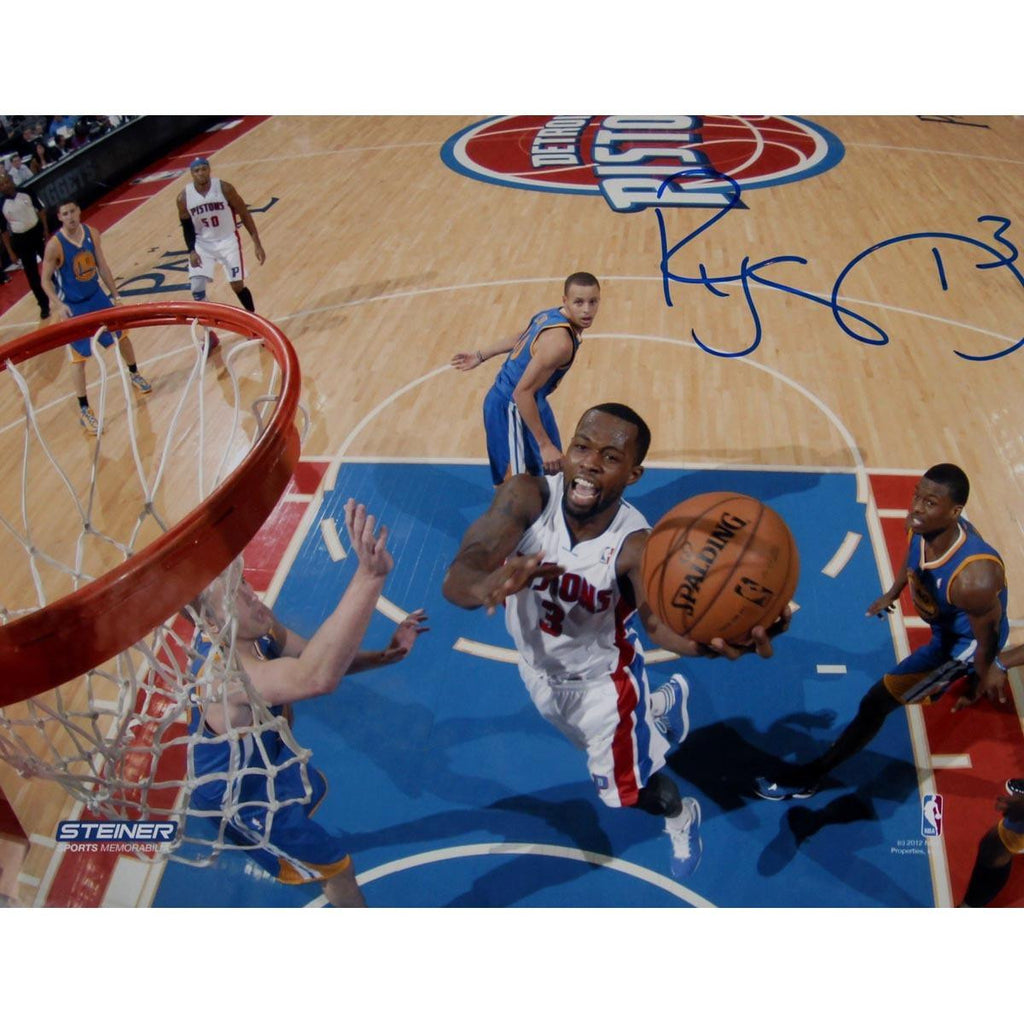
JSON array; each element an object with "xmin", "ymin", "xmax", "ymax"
[
  {"xmin": 177, "ymin": 156, "xmax": 266, "ymax": 346},
  {"xmin": 443, "ymin": 403, "xmax": 790, "ymax": 880}
]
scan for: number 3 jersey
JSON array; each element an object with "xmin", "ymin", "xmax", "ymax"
[
  {"xmin": 505, "ymin": 473, "xmax": 651, "ymax": 681},
  {"xmin": 184, "ymin": 177, "xmax": 235, "ymax": 243}
]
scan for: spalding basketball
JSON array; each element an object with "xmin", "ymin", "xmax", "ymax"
[{"xmin": 641, "ymin": 492, "xmax": 799, "ymax": 645}]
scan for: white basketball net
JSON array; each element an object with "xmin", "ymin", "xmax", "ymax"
[{"xmin": 0, "ymin": 318, "xmax": 313, "ymax": 868}]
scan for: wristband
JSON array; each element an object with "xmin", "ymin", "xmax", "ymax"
[
  {"xmin": 180, "ymin": 217, "xmax": 197, "ymax": 252},
  {"xmin": 995, "ymin": 655, "xmax": 1008, "ymax": 672}
]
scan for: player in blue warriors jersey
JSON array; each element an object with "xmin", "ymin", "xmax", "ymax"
[
  {"xmin": 755, "ymin": 463, "xmax": 1009, "ymax": 801},
  {"xmin": 451, "ymin": 272, "xmax": 600, "ymax": 485},
  {"xmin": 188, "ymin": 499, "xmax": 428, "ymax": 907},
  {"xmin": 40, "ymin": 199, "xmax": 152, "ymax": 434}
]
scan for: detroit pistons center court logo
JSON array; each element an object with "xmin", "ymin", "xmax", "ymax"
[{"xmin": 441, "ymin": 116, "xmax": 844, "ymax": 212}]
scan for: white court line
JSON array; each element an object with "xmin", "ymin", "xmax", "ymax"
[
  {"xmin": 340, "ymin": 842, "xmax": 714, "ymax": 908},
  {"xmin": 931, "ymin": 755, "xmax": 973, "ymax": 770},
  {"xmin": 376, "ymin": 595, "xmax": 410, "ymax": 625},
  {"xmin": 816, "ymin": 665, "xmax": 848, "ymax": 675},
  {"xmin": 453, "ymin": 638, "xmax": 519, "ymax": 664},
  {"xmin": 822, "ymin": 531, "xmax": 861, "ymax": 578},
  {"xmin": 850, "ymin": 142, "xmax": 1024, "ymax": 167},
  {"xmin": 453, "ymin": 636, "xmax": 679, "ymax": 665},
  {"xmin": 319, "ymin": 517, "xmax": 346, "ymax": 561}
]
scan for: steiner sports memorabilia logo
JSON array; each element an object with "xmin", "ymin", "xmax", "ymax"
[{"xmin": 441, "ymin": 115, "xmax": 844, "ymax": 212}]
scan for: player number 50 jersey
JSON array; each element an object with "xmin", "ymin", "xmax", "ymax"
[{"xmin": 184, "ymin": 178, "xmax": 236, "ymax": 243}]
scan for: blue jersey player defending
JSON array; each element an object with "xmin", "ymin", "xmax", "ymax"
[
  {"xmin": 755, "ymin": 463, "xmax": 1009, "ymax": 801},
  {"xmin": 452, "ymin": 272, "xmax": 600, "ymax": 484},
  {"xmin": 41, "ymin": 199, "xmax": 152, "ymax": 434},
  {"xmin": 189, "ymin": 499, "xmax": 428, "ymax": 907}
]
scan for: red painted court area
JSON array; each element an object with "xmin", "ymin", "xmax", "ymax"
[{"xmin": 871, "ymin": 472, "xmax": 1024, "ymax": 907}]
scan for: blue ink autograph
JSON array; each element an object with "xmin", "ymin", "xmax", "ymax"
[{"xmin": 656, "ymin": 170, "xmax": 1024, "ymax": 361}]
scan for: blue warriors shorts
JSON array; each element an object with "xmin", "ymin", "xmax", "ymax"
[
  {"xmin": 882, "ymin": 635, "xmax": 976, "ymax": 704},
  {"xmin": 482, "ymin": 388, "xmax": 561, "ymax": 486},
  {"xmin": 998, "ymin": 812, "xmax": 1024, "ymax": 855},
  {"xmin": 190, "ymin": 726, "xmax": 351, "ymax": 885},
  {"xmin": 64, "ymin": 290, "xmax": 126, "ymax": 362}
]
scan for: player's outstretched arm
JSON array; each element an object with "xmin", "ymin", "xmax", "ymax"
[
  {"xmin": 345, "ymin": 609, "xmax": 430, "ymax": 673},
  {"xmin": 443, "ymin": 475, "xmax": 558, "ymax": 611},
  {"xmin": 451, "ymin": 334, "xmax": 519, "ymax": 371},
  {"xmin": 867, "ymin": 565, "xmax": 908, "ymax": 617},
  {"xmin": 246, "ymin": 499, "xmax": 392, "ymax": 705}
]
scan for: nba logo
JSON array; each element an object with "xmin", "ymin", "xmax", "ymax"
[{"xmin": 921, "ymin": 794, "xmax": 943, "ymax": 837}]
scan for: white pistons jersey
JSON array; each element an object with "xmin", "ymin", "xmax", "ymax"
[
  {"xmin": 184, "ymin": 178, "xmax": 236, "ymax": 242},
  {"xmin": 505, "ymin": 474, "xmax": 651, "ymax": 682}
]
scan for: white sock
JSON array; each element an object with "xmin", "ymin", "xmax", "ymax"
[
  {"xmin": 649, "ymin": 684, "xmax": 673, "ymax": 719},
  {"xmin": 666, "ymin": 802, "xmax": 692, "ymax": 830}
]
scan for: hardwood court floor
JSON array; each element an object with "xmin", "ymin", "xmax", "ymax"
[{"xmin": 0, "ymin": 114, "xmax": 1021, "ymax": 907}]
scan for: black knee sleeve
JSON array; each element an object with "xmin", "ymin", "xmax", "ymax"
[
  {"xmin": 634, "ymin": 772, "xmax": 682, "ymax": 817},
  {"xmin": 962, "ymin": 830, "xmax": 1014, "ymax": 906},
  {"xmin": 236, "ymin": 287, "xmax": 255, "ymax": 312}
]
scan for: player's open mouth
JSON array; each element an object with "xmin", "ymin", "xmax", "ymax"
[{"xmin": 568, "ymin": 477, "xmax": 599, "ymax": 509}]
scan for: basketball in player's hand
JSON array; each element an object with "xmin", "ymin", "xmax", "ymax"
[{"xmin": 641, "ymin": 492, "xmax": 799, "ymax": 645}]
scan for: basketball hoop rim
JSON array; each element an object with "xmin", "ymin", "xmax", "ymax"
[{"xmin": 0, "ymin": 301, "xmax": 301, "ymax": 705}]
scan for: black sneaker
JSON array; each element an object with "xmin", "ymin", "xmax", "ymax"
[{"xmin": 1006, "ymin": 778, "xmax": 1024, "ymax": 797}]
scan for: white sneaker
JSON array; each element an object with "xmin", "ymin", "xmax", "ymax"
[{"xmin": 665, "ymin": 796, "xmax": 703, "ymax": 879}]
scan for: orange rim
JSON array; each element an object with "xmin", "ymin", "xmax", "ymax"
[{"xmin": 0, "ymin": 302, "xmax": 301, "ymax": 704}]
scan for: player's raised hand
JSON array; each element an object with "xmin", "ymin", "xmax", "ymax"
[
  {"xmin": 480, "ymin": 552, "xmax": 563, "ymax": 612},
  {"xmin": 867, "ymin": 591, "xmax": 900, "ymax": 617},
  {"xmin": 381, "ymin": 609, "xmax": 430, "ymax": 663},
  {"xmin": 344, "ymin": 498, "xmax": 393, "ymax": 578}
]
